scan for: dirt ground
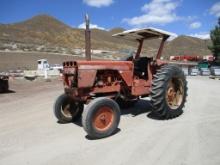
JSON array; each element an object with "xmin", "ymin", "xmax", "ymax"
[
  {"xmin": 0, "ymin": 51, "xmax": 83, "ymax": 71},
  {"xmin": 0, "ymin": 76, "xmax": 220, "ymax": 165}
]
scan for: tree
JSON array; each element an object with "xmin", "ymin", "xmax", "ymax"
[{"xmin": 209, "ymin": 17, "xmax": 220, "ymax": 63}]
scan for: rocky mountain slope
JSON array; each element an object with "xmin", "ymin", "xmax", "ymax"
[
  {"xmin": 0, "ymin": 15, "xmax": 212, "ymax": 58},
  {"xmin": 165, "ymin": 35, "xmax": 211, "ymax": 57}
]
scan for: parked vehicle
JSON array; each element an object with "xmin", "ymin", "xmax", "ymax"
[
  {"xmin": 53, "ymin": 16, "xmax": 188, "ymax": 139},
  {"xmin": 50, "ymin": 64, "xmax": 63, "ymax": 70},
  {"xmin": 37, "ymin": 59, "xmax": 49, "ymax": 70},
  {"xmin": 198, "ymin": 60, "xmax": 209, "ymax": 69},
  {"xmin": 200, "ymin": 68, "xmax": 210, "ymax": 76},
  {"xmin": 210, "ymin": 66, "xmax": 220, "ymax": 76},
  {"xmin": 190, "ymin": 67, "xmax": 199, "ymax": 76},
  {"xmin": 181, "ymin": 67, "xmax": 189, "ymax": 76}
]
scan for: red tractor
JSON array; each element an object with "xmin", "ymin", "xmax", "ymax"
[{"xmin": 53, "ymin": 17, "xmax": 187, "ymax": 138}]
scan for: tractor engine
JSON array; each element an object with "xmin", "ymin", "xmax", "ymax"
[{"xmin": 95, "ymin": 70, "xmax": 120, "ymax": 87}]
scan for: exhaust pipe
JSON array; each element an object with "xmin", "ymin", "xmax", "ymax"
[{"xmin": 85, "ymin": 14, "xmax": 91, "ymax": 61}]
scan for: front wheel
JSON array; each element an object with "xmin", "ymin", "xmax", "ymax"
[
  {"xmin": 82, "ymin": 98, "xmax": 121, "ymax": 139},
  {"xmin": 150, "ymin": 65, "xmax": 188, "ymax": 119},
  {"xmin": 53, "ymin": 94, "xmax": 84, "ymax": 123}
]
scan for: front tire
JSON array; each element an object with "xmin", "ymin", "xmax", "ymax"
[
  {"xmin": 82, "ymin": 98, "xmax": 121, "ymax": 139},
  {"xmin": 151, "ymin": 65, "xmax": 187, "ymax": 119},
  {"xmin": 53, "ymin": 94, "xmax": 84, "ymax": 123}
]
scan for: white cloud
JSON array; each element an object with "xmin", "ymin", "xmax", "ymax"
[
  {"xmin": 83, "ymin": 0, "xmax": 113, "ymax": 7},
  {"xmin": 210, "ymin": 2, "xmax": 220, "ymax": 17},
  {"xmin": 168, "ymin": 33, "xmax": 178, "ymax": 41},
  {"xmin": 189, "ymin": 21, "xmax": 202, "ymax": 29},
  {"xmin": 78, "ymin": 22, "xmax": 106, "ymax": 30},
  {"xmin": 123, "ymin": 0, "xmax": 180, "ymax": 26},
  {"xmin": 185, "ymin": 16, "xmax": 198, "ymax": 22},
  {"xmin": 189, "ymin": 32, "xmax": 210, "ymax": 40}
]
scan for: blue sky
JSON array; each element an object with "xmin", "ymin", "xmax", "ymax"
[{"xmin": 0, "ymin": 0, "xmax": 220, "ymax": 39}]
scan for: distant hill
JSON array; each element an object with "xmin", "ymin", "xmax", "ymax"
[
  {"xmin": 0, "ymin": 15, "xmax": 85, "ymax": 49},
  {"xmin": 0, "ymin": 15, "xmax": 135, "ymax": 51},
  {"xmin": 109, "ymin": 28, "xmax": 125, "ymax": 34},
  {"xmin": 164, "ymin": 35, "xmax": 212, "ymax": 58},
  {"xmin": 0, "ymin": 14, "xmax": 212, "ymax": 58}
]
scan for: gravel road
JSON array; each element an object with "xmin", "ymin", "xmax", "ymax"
[{"xmin": 0, "ymin": 76, "xmax": 220, "ymax": 165}]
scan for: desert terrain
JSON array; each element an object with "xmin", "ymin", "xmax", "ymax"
[
  {"xmin": 0, "ymin": 51, "xmax": 83, "ymax": 71},
  {"xmin": 0, "ymin": 15, "xmax": 212, "ymax": 62},
  {"xmin": 0, "ymin": 76, "xmax": 220, "ymax": 165}
]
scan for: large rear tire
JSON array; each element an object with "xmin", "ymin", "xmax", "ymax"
[
  {"xmin": 82, "ymin": 97, "xmax": 121, "ymax": 139},
  {"xmin": 151, "ymin": 65, "xmax": 187, "ymax": 119},
  {"xmin": 53, "ymin": 94, "xmax": 84, "ymax": 123}
]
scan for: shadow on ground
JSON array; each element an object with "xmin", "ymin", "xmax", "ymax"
[
  {"xmin": 0, "ymin": 90, "xmax": 16, "ymax": 94},
  {"xmin": 120, "ymin": 99, "xmax": 164, "ymax": 120},
  {"xmin": 85, "ymin": 128, "xmax": 121, "ymax": 140},
  {"xmin": 57, "ymin": 99, "xmax": 163, "ymax": 139},
  {"xmin": 120, "ymin": 99, "xmax": 152, "ymax": 116},
  {"xmin": 58, "ymin": 99, "xmax": 162, "ymax": 127},
  {"xmin": 57, "ymin": 99, "xmax": 163, "ymax": 127}
]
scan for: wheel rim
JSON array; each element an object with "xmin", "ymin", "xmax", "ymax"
[
  {"xmin": 92, "ymin": 106, "xmax": 114, "ymax": 131},
  {"xmin": 61, "ymin": 101, "xmax": 79, "ymax": 118},
  {"xmin": 166, "ymin": 77, "xmax": 184, "ymax": 110},
  {"xmin": 62, "ymin": 104, "xmax": 72, "ymax": 118}
]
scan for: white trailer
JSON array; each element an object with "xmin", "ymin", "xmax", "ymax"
[{"xmin": 37, "ymin": 59, "xmax": 49, "ymax": 70}]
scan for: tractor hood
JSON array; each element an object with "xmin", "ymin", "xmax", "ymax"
[
  {"xmin": 63, "ymin": 60, "xmax": 133, "ymax": 71},
  {"xmin": 63, "ymin": 60, "xmax": 134, "ymax": 88}
]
